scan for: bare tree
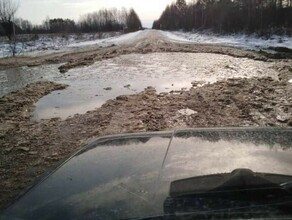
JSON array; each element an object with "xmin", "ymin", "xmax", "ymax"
[
  {"xmin": 0, "ymin": 0, "xmax": 18, "ymax": 40},
  {"xmin": 153, "ymin": 0, "xmax": 292, "ymax": 35},
  {"xmin": 78, "ymin": 8, "xmax": 131, "ymax": 33},
  {"xmin": 126, "ymin": 9, "xmax": 142, "ymax": 32}
]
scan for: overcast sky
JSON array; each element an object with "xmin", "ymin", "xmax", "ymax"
[{"xmin": 16, "ymin": 0, "xmax": 176, "ymax": 28}]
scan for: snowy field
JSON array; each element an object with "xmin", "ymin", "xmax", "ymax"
[
  {"xmin": 0, "ymin": 32, "xmax": 121, "ymax": 57},
  {"xmin": 163, "ymin": 31, "xmax": 292, "ymax": 50},
  {"xmin": 1, "ymin": 30, "xmax": 291, "ymax": 57}
]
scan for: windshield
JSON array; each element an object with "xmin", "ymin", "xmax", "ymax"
[
  {"xmin": 1, "ymin": 129, "xmax": 292, "ymax": 219},
  {"xmin": 0, "ymin": 0, "xmax": 291, "ymax": 219}
]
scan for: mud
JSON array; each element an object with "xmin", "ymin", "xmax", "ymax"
[
  {"xmin": 57, "ymin": 42, "xmax": 271, "ymax": 73},
  {"xmin": 1, "ymin": 69, "xmax": 291, "ymax": 209},
  {"xmin": 0, "ymin": 30, "xmax": 292, "ymax": 209},
  {"xmin": 0, "ymin": 34, "xmax": 291, "ymax": 73}
]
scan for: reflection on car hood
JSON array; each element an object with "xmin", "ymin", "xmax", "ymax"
[{"xmin": 1, "ymin": 128, "xmax": 292, "ymax": 220}]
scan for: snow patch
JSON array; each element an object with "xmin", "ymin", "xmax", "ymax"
[
  {"xmin": 67, "ymin": 31, "xmax": 143, "ymax": 48},
  {"xmin": 1, "ymin": 30, "xmax": 291, "ymax": 57},
  {"xmin": 162, "ymin": 31, "xmax": 292, "ymax": 50},
  {"xmin": 0, "ymin": 32, "xmax": 122, "ymax": 57}
]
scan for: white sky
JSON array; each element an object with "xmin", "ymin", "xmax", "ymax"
[{"xmin": 16, "ymin": 0, "xmax": 176, "ymax": 28}]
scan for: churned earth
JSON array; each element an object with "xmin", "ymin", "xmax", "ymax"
[
  {"xmin": 1, "ymin": 30, "xmax": 291, "ymax": 72},
  {"xmin": 0, "ymin": 30, "xmax": 292, "ymax": 209}
]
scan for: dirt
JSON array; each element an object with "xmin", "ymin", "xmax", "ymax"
[
  {"xmin": 1, "ymin": 72, "xmax": 291, "ymax": 209},
  {"xmin": 0, "ymin": 31, "xmax": 291, "ymax": 73},
  {"xmin": 0, "ymin": 31, "xmax": 292, "ymax": 210}
]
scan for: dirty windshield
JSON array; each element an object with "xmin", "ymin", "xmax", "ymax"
[{"xmin": 0, "ymin": 0, "xmax": 291, "ymax": 219}]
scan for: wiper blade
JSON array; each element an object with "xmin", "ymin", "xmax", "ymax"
[
  {"xmin": 163, "ymin": 169, "xmax": 292, "ymax": 217},
  {"xmin": 134, "ymin": 200, "xmax": 292, "ymax": 219},
  {"xmin": 169, "ymin": 169, "xmax": 292, "ymax": 197},
  {"xmin": 281, "ymin": 181, "xmax": 292, "ymax": 193}
]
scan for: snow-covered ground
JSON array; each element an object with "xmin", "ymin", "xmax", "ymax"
[
  {"xmin": 1, "ymin": 30, "xmax": 291, "ymax": 57},
  {"xmin": 0, "ymin": 30, "xmax": 153, "ymax": 57},
  {"xmin": 67, "ymin": 31, "xmax": 144, "ymax": 48},
  {"xmin": 0, "ymin": 32, "xmax": 121, "ymax": 57},
  {"xmin": 163, "ymin": 31, "xmax": 292, "ymax": 50}
]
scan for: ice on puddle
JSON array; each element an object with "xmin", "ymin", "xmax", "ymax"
[{"xmin": 0, "ymin": 52, "xmax": 279, "ymax": 120}]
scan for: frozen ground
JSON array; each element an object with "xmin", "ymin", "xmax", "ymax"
[
  {"xmin": 1, "ymin": 30, "xmax": 291, "ymax": 57},
  {"xmin": 0, "ymin": 32, "xmax": 121, "ymax": 57},
  {"xmin": 164, "ymin": 31, "xmax": 292, "ymax": 50},
  {"xmin": 0, "ymin": 52, "xmax": 279, "ymax": 120},
  {"xmin": 67, "ymin": 31, "xmax": 144, "ymax": 48}
]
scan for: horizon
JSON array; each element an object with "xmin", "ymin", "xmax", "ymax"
[{"xmin": 16, "ymin": 0, "xmax": 177, "ymax": 28}]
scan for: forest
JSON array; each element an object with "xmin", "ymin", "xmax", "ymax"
[
  {"xmin": 0, "ymin": 7, "xmax": 142, "ymax": 38},
  {"xmin": 153, "ymin": 0, "xmax": 292, "ymax": 35}
]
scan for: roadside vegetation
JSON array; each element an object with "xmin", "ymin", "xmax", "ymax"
[
  {"xmin": 1, "ymin": 6, "xmax": 142, "ymax": 36},
  {"xmin": 0, "ymin": 0, "xmax": 142, "ymax": 56},
  {"xmin": 153, "ymin": 0, "xmax": 292, "ymax": 36}
]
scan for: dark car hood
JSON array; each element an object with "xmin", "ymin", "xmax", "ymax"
[{"xmin": 1, "ymin": 128, "xmax": 292, "ymax": 219}]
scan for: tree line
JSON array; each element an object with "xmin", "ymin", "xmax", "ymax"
[
  {"xmin": 0, "ymin": 2, "xmax": 142, "ymax": 40},
  {"xmin": 79, "ymin": 8, "xmax": 142, "ymax": 33},
  {"xmin": 153, "ymin": 0, "xmax": 292, "ymax": 35},
  {"xmin": 19, "ymin": 8, "xmax": 141, "ymax": 34}
]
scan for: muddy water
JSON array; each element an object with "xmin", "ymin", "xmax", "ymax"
[
  {"xmin": 0, "ymin": 64, "xmax": 62, "ymax": 95},
  {"xmin": 0, "ymin": 53, "xmax": 278, "ymax": 120}
]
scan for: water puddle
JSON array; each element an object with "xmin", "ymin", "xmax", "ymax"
[
  {"xmin": 0, "ymin": 53, "xmax": 278, "ymax": 120},
  {"xmin": 0, "ymin": 64, "xmax": 62, "ymax": 95}
]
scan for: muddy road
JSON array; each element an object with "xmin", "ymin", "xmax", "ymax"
[
  {"xmin": 1, "ymin": 30, "xmax": 290, "ymax": 72},
  {"xmin": 0, "ymin": 30, "xmax": 292, "ymax": 209}
]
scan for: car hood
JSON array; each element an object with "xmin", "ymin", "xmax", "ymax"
[{"xmin": 1, "ymin": 128, "xmax": 292, "ymax": 219}]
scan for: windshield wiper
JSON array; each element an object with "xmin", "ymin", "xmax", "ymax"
[{"xmin": 162, "ymin": 169, "xmax": 292, "ymax": 218}]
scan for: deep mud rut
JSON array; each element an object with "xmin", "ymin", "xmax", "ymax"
[{"xmin": 0, "ymin": 30, "xmax": 292, "ymax": 209}]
